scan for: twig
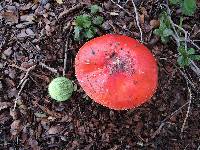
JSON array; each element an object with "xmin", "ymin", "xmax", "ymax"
[
  {"xmin": 180, "ymin": 81, "xmax": 192, "ymax": 135},
  {"xmin": 184, "ymin": 144, "xmax": 189, "ymax": 150},
  {"xmin": 179, "ymin": 68, "xmax": 196, "ymax": 89},
  {"xmin": 189, "ymin": 40, "xmax": 200, "ymax": 51},
  {"xmin": 18, "ymin": 65, "xmax": 36, "ymax": 88},
  {"xmin": 110, "ymin": 0, "xmax": 143, "ymax": 42},
  {"xmin": 39, "ymin": 62, "xmax": 58, "ymax": 74},
  {"xmin": 161, "ymin": 4, "xmax": 180, "ymax": 46},
  {"xmin": 13, "ymin": 79, "xmax": 29, "ymax": 110},
  {"xmin": 180, "ymin": 39, "xmax": 200, "ymax": 52},
  {"xmin": 190, "ymin": 61, "xmax": 200, "ymax": 77},
  {"xmin": 161, "ymin": 4, "xmax": 200, "ymax": 77},
  {"xmin": 151, "ymin": 101, "xmax": 189, "ymax": 139},
  {"xmin": 162, "ymin": 102, "xmax": 189, "ymax": 123},
  {"xmin": 58, "ymin": 4, "xmax": 85, "ymax": 19},
  {"xmin": 63, "ymin": 39, "xmax": 69, "ymax": 76},
  {"xmin": 13, "ymin": 64, "xmax": 36, "ymax": 110},
  {"xmin": 131, "ymin": 0, "xmax": 143, "ymax": 42},
  {"xmin": 197, "ymin": 145, "xmax": 200, "ymax": 150},
  {"xmin": 110, "ymin": 0, "xmax": 132, "ymax": 16},
  {"xmin": 9, "ymin": 64, "xmax": 27, "ymax": 72}
]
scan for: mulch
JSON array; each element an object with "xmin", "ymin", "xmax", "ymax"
[{"xmin": 0, "ymin": 0, "xmax": 199, "ymax": 149}]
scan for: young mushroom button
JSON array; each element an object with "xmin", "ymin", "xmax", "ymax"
[{"xmin": 75, "ymin": 34, "xmax": 158, "ymax": 110}]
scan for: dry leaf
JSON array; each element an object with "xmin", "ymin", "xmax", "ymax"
[
  {"xmin": 1, "ymin": 11, "xmax": 18, "ymax": 24},
  {"xmin": 150, "ymin": 19, "xmax": 160, "ymax": 29},
  {"xmin": 19, "ymin": 3, "xmax": 33, "ymax": 10},
  {"xmin": 11, "ymin": 120, "xmax": 22, "ymax": 136},
  {"xmin": 26, "ymin": 28, "xmax": 35, "ymax": 37},
  {"xmin": 0, "ymin": 102, "xmax": 11, "ymax": 111},
  {"xmin": 110, "ymin": 12, "xmax": 119, "ymax": 16},
  {"xmin": 17, "ymin": 29, "xmax": 28, "ymax": 39},
  {"xmin": 48, "ymin": 125, "xmax": 64, "ymax": 135},
  {"xmin": 140, "ymin": 14, "xmax": 145, "ymax": 25},
  {"xmin": 0, "ymin": 112, "xmax": 12, "ymax": 124},
  {"xmin": 20, "ymin": 14, "xmax": 35, "ymax": 23},
  {"xmin": 0, "ymin": 35, "xmax": 5, "ymax": 48},
  {"xmin": 10, "ymin": 109, "xmax": 20, "ymax": 120},
  {"xmin": 37, "ymin": 104, "xmax": 62, "ymax": 118},
  {"xmin": 55, "ymin": 0, "xmax": 63, "ymax": 4}
]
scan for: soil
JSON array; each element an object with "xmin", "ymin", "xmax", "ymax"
[{"xmin": 0, "ymin": 0, "xmax": 200, "ymax": 149}]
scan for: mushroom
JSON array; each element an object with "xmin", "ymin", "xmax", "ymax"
[{"xmin": 75, "ymin": 34, "xmax": 158, "ymax": 110}]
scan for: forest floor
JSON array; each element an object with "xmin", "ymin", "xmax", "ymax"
[{"xmin": 0, "ymin": 0, "xmax": 200, "ymax": 149}]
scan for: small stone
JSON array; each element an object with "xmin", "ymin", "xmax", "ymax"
[
  {"xmin": 3, "ymin": 47, "xmax": 12, "ymax": 56},
  {"xmin": 26, "ymin": 28, "xmax": 35, "ymax": 37},
  {"xmin": 32, "ymin": 4, "xmax": 38, "ymax": 10},
  {"xmin": 44, "ymin": 3, "xmax": 50, "ymax": 10},
  {"xmin": 17, "ymin": 29, "xmax": 28, "ymax": 39},
  {"xmin": 0, "ymin": 81, "xmax": 3, "ymax": 90},
  {"xmin": 8, "ymin": 69, "xmax": 16, "ymax": 79},
  {"xmin": 8, "ymin": 88, "xmax": 18, "ymax": 98},
  {"xmin": 102, "ymin": 20, "xmax": 111, "ymax": 30},
  {"xmin": 0, "ymin": 63, "xmax": 3, "ymax": 69}
]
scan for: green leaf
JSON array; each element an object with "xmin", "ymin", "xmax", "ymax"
[
  {"xmin": 84, "ymin": 28, "xmax": 95, "ymax": 39},
  {"xmin": 160, "ymin": 11, "xmax": 171, "ymax": 28},
  {"xmin": 177, "ymin": 56, "xmax": 190, "ymax": 67},
  {"xmin": 74, "ymin": 26, "xmax": 82, "ymax": 41},
  {"xmin": 75, "ymin": 15, "xmax": 92, "ymax": 28},
  {"xmin": 153, "ymin": 11, "xmax": 173, "ymax": 43},
  {"xmin": 190, "ymin": 55, "xmax": 200, "ymax": 61},
  {"xmin": 160, "ymin": 36, "xmax": 170, "ymax": 44},
  {"xmin": 163, "ymin": 29, "xmax": 174, "ymax": 37},
  {"xmin": 188, "ymin": 47, "xmax": 195, "ymax": 54},
  {"xmin": 178, "ymin": 44, "xmax": 187, "ymax": 56},
  {"xmin": 90, "ymin": 5, "xmax": 102, "ymax": 14},
  {"xmin": 179, "ymin": 17, "xmax": 184, "ymax": 27},
  {"xmin": 169, "ymin": 0, "xmax": 180, "ymax": 5},
  {"xmin": 181, "ymin": 0, "xmax": 197, "ymax": 16},
  {"xmin": 92, "ymin": 16, "xmax": 104, "ymax": 25}
]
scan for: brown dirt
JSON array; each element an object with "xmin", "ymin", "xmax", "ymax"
[{"xmin": 0, "ymin": 0, "xmax": 199, "ymax": 149}]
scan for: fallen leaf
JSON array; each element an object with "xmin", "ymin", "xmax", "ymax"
[
  {"xmin": 110, "ymin": 12, "xmax": 119, "ymax": 16},
  {"xmin": 20, "ymin": 14, "xmax": 35, "ymax": 23},
  {"xmin": 11, "ymin": 120, "xmax": 22, "ymax": 136},
  {"xmin": 0, "ymin": 111, "xmax": 12, "ymax": 124},
  {"xmin": 10, "ymin": 109, "xmax": 20, "ymax": 120},
  {"xmin": 3, "ymin": 47, "xmax": 13, "ymax": 56},
  {"xmin": 19, "ymin": 3, "xmax": 33, "ymax": 11},
  {"xmin": 1, "ymin": 11, "xmax": 18, "ymax": 24},
  {"xmin": 39, "ymin": 0, "xmax": 49, "ymax": 6},
  {"xmin": 17, "ymin": 29, "xmax": 28, "ymax": 39},
  {"xmin": 34, "ymin": 112, "xmax": 47, "ymax": 118},
  {"xmin": 150, "ymin": 19, "xmax": 160, "ymax": 29},
  {"xmin": 140, "ymin": 14, "xmax": 145, "ymax": 24},
  {"xmin": 55, "ymin": 0, "xmax": 63, "ymax": 4},
  {"xmin": 26, "ymin": 28, "xmax": 35, "ymax": 37},
  {"xmin": 0, "ymin": 34, "xmax": 5, "ymax": 48},
  {"xmin": 48, "ymin": 125, "xmax": 64, "ymax": 135},
  {"xmin": 36, "ymin": 103, "xmax": 62, "ymax": 118}
]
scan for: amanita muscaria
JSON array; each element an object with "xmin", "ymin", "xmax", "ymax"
[{"xmin": 75, "ymin": 34, "xmax": 158, "ymax": 110}]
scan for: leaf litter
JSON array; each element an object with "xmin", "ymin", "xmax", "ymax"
[{"xmin": 0, "ymin": 0, "xmax": 199, "ymax": 149}]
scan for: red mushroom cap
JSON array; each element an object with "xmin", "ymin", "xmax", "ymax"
[{"xmin": 75, "ymin": 34, "xmax": 158, "ymax": 110}]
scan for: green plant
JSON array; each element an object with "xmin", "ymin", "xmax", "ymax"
[
  {"xmin": 48, "ymin": 77, "xmax": 74, "ymax": 101},
  {"xmin": 154, "ymin": 11, "xmax": 173, "ymax": 43},
  {"xmin": 169, "ymin": 0, "xmax": 197, "ymax": 16},
  {"xmin": 178, "ymin": 43, "xmax": 200, "ymax": 67},
  {"xmin": 154, "ymin": 11, "xmax": 200, "ymax": 67},
  {"xmin": 74, "ymin": 5, "xmax": 104, "ymax": 41}
]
